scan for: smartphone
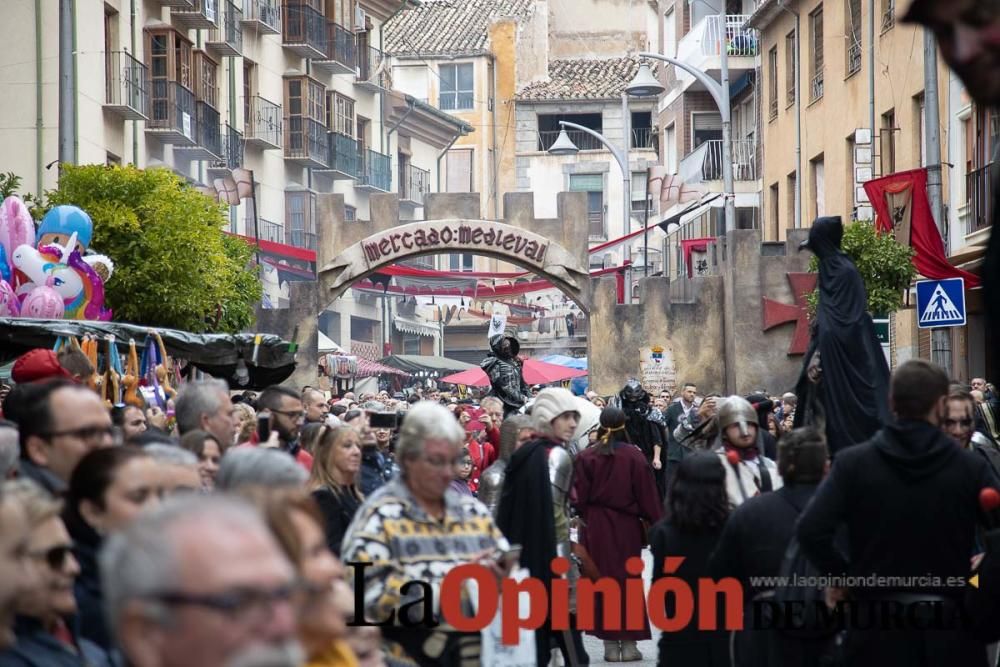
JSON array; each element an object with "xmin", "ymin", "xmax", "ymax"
[
  {"xmin": 257, "ymin": 411, "xmax": 272, "ymax": 442},
  {"xmin": 495, "ymin": 544, "xmax": 522, "ymax": 568}
]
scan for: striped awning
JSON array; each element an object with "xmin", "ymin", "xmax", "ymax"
[
  {"xmin": 356, "ymin": 358, "xmax": 411, "ymax": 378},
  {"xmin": 393, "ymin": 317, "xmax": 439, "ymax": 338}
]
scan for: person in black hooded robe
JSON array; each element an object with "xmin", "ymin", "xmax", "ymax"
[
  {"xmin": 481, "ymin": 334, "xmax": 531, "ymax": 417},
  {"xmin": 793, "ymin": 216, "xmax": 890, "ymax": 456}
]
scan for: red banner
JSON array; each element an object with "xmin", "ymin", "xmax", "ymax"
[
  {"xmin": 680, "ymin": 237, "xmax": 715, "ymax": 278},
  {"xmin": 863, "ymin": 168, "xmax": 981, "ymax": 288}
]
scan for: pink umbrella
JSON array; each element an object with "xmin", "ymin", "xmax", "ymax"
[{"xmin": 440, "ymin": 359, "xmax": 588, "ymax": 387}]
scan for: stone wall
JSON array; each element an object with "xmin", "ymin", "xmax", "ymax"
[{"xmin": 253, "ymin": 281, "xmax": 319, "ymax": 391}]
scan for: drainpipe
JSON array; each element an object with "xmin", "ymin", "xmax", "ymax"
[
  {"xmin": 35, "ymin": 0, "xmax": 43, "ymax": 197},
  {"xmin": 490, "ymin": 54, "xmax": 499, "ymax": 220},
  {"xmin": 72, "ymin": 0, "xmax": 79, "ymax": 163},
  {"xmin": 776, "ymin": 0, "xmax": 801, "ymax": 230},
  {"xmin": 58, "ymin": 0, "xmax": 75, "ymax": 166},
  {"xmin": 130, "ymin": 0, "xmax": 137, "ymax": 164}
]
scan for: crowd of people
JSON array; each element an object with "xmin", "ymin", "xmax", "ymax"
[{"xmin": 1, "ymin": 338, "xmax": 1000, "ymax": 667}]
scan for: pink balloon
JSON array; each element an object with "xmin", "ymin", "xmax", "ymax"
[
  {"xmin": 0, "ymin": 280, "xmax": 18, "ymax": 316},
  {"xmin": 0, "ymin": 197, "xmax": 36, "ymax": 271},
  {"xmin": 20, "ymin": 286, "xmax": 65, "ymax": 319}
]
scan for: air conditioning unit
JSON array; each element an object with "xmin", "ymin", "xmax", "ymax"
[{"xmin": 354, "ymin": 6, "xmax": 367, "ymax": 31}]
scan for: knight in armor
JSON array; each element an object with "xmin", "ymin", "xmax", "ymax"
[
  {"xmin": 497, "ymin": 388, "xmax": 589, "ymax": 666},
  {"xmin": 617, "ymin": 380, "xmax": 665, "ymax": 492},
  {"xmin": 477, "ymin": 414, "xmax": 533, "ymax": 516},
  {"xmin": 713, "ymin": 396, "xmax": 782, "ymax": 507},
  {"xmin": 481, "ymin": 334, "xmax": 531, "ymax": 417}
]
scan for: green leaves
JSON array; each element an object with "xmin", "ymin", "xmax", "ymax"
[
  {"xmin": 45, "ymin": 164, "xmax": 261, "ymax": 333},
  {"xmin": 805, "ymin": 220, "xmax": 916, "ymax": 316}
]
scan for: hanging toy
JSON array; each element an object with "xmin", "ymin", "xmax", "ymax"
[
  {"xmin": 122, "ymin": 339, "xmax": 142, "ymax": 408},
  {"xmin": 104, "ymin": 337, "xmax": 122, "ymax": 408},
  {"xmin": 154, "ymin": 332, "xmax": 176, "ymax": 399}
]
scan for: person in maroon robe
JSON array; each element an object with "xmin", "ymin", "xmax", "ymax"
[{"xmin": 573, "ymin": 406, "xmax": 664, "ymax": 662}]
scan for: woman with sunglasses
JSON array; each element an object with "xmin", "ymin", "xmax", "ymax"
[
  {"xmin": 0, "ymin": 479, "xmax": 115, "ymax": 666},
  {"xmin": 62, "ymin": 446, "xmax": 161, "ymax": 653},
  {"xmin": 308, "ymin": 426, "xmax": 364, "ymax": 556},
  {"xmin": 239, "ymin": 488, "xmax": 358, "ymax": 667}
]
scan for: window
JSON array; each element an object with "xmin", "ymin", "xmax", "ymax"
[
  {"xmin": 537, "ymin": 113, "xmax": 603, "ymax": 151},
  {"xmin": 692, "ymin": 112, "xmax": 722, "ymax": 148},
  {"xmin": 104, "ymin": 5, "xmax": 118, "ymax": 100},
  {"xmin": 631, "ymin": 172, "xmax": 648, "ymax": 213},
  {"xmin": 915, "ymin": 93, "xmax": 926, "ymax": 167},
  {"xmin": 243, "ymin": 61, "xmax": 256, "ymax": 129},
  {"xmin": 846, "ymin": 0, "xmax": 862, "ymax": 76},
  {"xmin": 445, "ymin": 148, "xmax": 473, "ymax": 192},
  {"xmin": 439, "ymin": 63, "xmax": 473, "ymax": 111},
  {"xmin": 810, "ymin": 6, "xmax": 824, "ymax": 101},
  {"xmin": 768, "ymin": 46, "xmax": 778, "ymax": 119},
  {"xmin": 569, "ymin": 174, "xmax": 605, "ymax": 239},
  {"xmin": 146, "ymin": 28, "xmax": 193, "ymax": 125},
  {"xmin": 194, "ymin": 51, "xmax": 218, "ymax": 107},
  {"xmin": 811, "ymin": 155, "xmax": 825, "ymax": 219},
  {"xmin": 663, "ymin": 9, "xmax": 676, "ymax": 57},
  {"xmin": 786, "ymin": 171, "xmax": 797, "ymax": 231},
  {"xmin": 285, "ymin": 76, "xmax": 325, "ymax": 123},
  {"xmin": 881, "ymin": 109, "xmax": 896, "ymax": 175},
  {"xmin": 345, "ymin": 205, "xmax": 357, "ymax": 222},
  {"xmin": 769, "ymin": 182, "xmax": 780, "ymax": 240},
  {"xmin": 106, "ymin": 152, "xmax": 121, "ymax": 166},
  {"xmin": 881, "ymin": 0, "xmax": 895, "ymax": 31},
  {"xmin": 285, "ymin": 191, "xmax": 317, "ymax": 249},
  {"xmin": 664, "ymin": 124, "xmax": 677, "ymax": 172},
  {"xmin": 356, "ymin": 116, "xmax": 369, "ymax": 153},
  {"xmin": 449, "ymin": 254, "xmax": 475, "ymax": 272},
  {"xmin": 330, "ymin": 0, "xmax": 353, "ymax": 29},
  {"xmin": 328, "ymin": 92, "xmax": 354, "ymax": 136},
  {"xmin": 785, "ymin": 31, "xmax": 796, "ymax": 106},
  {"xmin": 631, "ymin": 111, "xmax": 654, "ymax": 150}
]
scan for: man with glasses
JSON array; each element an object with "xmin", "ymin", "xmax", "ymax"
[
  {"xmin": 251, "ymin": 386, "xmax": 313, "ymax": 472},
  {"xmin": 100, "ymin": 494, "xmax": 302, "ymax": 667},
  {"xmin": 17, "ymin": 381, "xmax": 113, "ymax": 495},
  {"xmin": 0, "ymin": 479, "xmax": 112, "ymax": 665}
]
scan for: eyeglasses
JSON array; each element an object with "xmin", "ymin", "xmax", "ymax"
[
  {"xmin": 152, "ymin": 582, "xmax": 299, "ymax": 624},
  {"xmin": 29, "ymin": 545, "xmax": 73, "ymax": 571},
  {"xmin": 41, "ymin": 425, "xmax": 114, "ymax": 443},
  {"xmin": 419, "ymin": 454, "xmax": 466, "ymax": 469},
  {"xmin": 944, "ymin": 418, "xmax": 974, "ymax": 428},
  {"xmin": 270, "ymin": 409, "xmax": 306, "ymax": 421}
]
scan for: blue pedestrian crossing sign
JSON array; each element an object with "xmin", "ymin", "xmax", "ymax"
[{"xmin": 916, "ymin": 278, "xmax": 966, "ymax": 329}]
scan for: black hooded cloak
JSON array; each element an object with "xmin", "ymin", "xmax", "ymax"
[
  {"xmin": 794, "ymin": 216, "xmax": 890, "ymax": 455},
  {"xmin": 481, "ymin": 334, "xmax": 531, "ymax": 416}
]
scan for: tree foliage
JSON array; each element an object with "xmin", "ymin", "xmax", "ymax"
[
  {"xmin": 44, "ymin": 164, "xmax": 261, "ymax": 333},
  {"xmin": 806, "ymin": 220, "xmax": 916, "ymax": 316}
]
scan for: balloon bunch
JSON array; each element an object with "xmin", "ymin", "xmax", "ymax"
[{"xmin": 0, "ymin": 197, "xmax": 114, "ymax": 320}]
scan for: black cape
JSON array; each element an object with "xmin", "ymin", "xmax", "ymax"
[
  {"xmin": 496, "ymin": 438, "xmax": 557, "ymax": 587},
  {"xmin": 794, "ymin": 217, "xmax": 890, "ymax": 455}
]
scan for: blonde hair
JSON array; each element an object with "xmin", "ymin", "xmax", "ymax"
[
  {"xmin": 308, "ymin": 426, "xmax": 363, "ymax": 501},
  {"xmin": 233, "ymin": 402, "xmax": 256, "ymax": 444},
  {"xmin": 2, "ymin": 478, "xmax": 62, "ymax": 524}
]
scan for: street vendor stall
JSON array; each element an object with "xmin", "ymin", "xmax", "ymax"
[{"xmin": 0, "ymin": 317, "xmax": 298, "ymax": 389}]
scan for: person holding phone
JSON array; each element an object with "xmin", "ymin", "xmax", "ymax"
[{"xmin": 237, "ymin": 386, "xmax": 313, "ymax": 473}]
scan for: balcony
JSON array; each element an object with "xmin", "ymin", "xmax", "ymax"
[
  {"xmin": 288, "ymin": 229, "xmax": 318, "ymax": 250},
  {"xmin": 153, "ymin": 0, "xmax": 194, "ymax": 7},
  {"xmin": 147, "ymin": 81, "xmax": 197, "ymax": 146},
  {"xmin": 207, "ymin": 0, "xmax": 243, "ymax": 57},
  {"xmin": 358, "ymin": 149, "xmax": 391, "ymax": 192},
  {"xmin": 847, "ymin": 39, "xmax": 862, "ymax": 76},
  {"xmin": 673, "ymin": 15, "xmax": 757, "ymax": 91},
  {"xmin": 175, "ymin": 101, "xmax": 222, "ymax": 160},
  {"xmin": 104, "ymin": 51, "xmax": 149, "ymax": 121},
  {"xmin": 206, "ymin": 124, "xmax": 244, "ymax": 178},
  {"xmin": 172, "ymin": 0, "xmax": 219, "ymax": 30},
  {"xmin": 357, "ymin": 45, "xmax": 391, "ymax": 93},
  {"xmin": 966, "ymin": 165, "xmax": 993, "ymax": 236},
  {"xmin": 284, "ymin": 116, "xmax": 328, "ymax": 169},
  {"xmin": 241, "ymin": 0, "xmax": 280, "ymax": 34},
  {"xmin": 313, "ymin": 21, "xmax": 357, "ymax": 75},
  {"xmin": 537, "ymin": 129, "xmax": 604, "ymax": 152},
  {"xmin": 400, "ymin": 163, "xmax": 429, "ymax": 207},
  {"xmin": 282, "ymin": 1, "xmax": 325, "ymax": 59},
  {"xmin": 257, "ymin": 218, "xmax": 284, "ymax": 243},
  {"xmin": 679, "ymin": 139, "xmax": 757, "ymax": 184},
  {"xmin": 631, "ymin": 127, "xmax": 657, "ymax": 151},
  {"xmin": 810, "ymin": 69, "xmax": 824, "ymax": 102},
  {"xmin": 245, "ymin": 95, "xmax": 282, "ymax": 150},
  {"xmin": 315, "ymin": 132, "xmax": 359, "ymax": 179}
]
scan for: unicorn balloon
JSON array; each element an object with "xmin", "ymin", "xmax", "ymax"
[{"xmin": 12, "ymin": 232, "xmax": 114, "ymax": 321}]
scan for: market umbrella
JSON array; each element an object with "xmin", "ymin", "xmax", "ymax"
[{"xmin": 440, "ymin": 358, "xmax": 589, "ymax": 387}]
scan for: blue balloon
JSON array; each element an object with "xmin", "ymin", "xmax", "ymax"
[{"xmin": 38, "ymin": 205, "xmax": 93, "ymax": 249}]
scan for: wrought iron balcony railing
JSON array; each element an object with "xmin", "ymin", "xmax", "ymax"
[{"xmin": 104, "ymin": 51, "xmax": 149, "ymax": 121}]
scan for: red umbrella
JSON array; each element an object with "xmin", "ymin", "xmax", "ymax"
[{"xmin": 440, "ymin": 359, "xmax": 588, "ymax": 387}]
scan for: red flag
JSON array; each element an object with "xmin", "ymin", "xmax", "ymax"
[
  {"xmin": 680, "ymin": 237, "xmax": 715, "ymax": 278},
  {"xmin": 863, "ymin": 168, "xmax": 981, "ymax": 288}
]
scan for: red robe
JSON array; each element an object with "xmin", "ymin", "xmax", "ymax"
[
  {"xmin": 466, "ymin": 438, "xmax": 495, "ymax": 494},
  {"xmin": 573, "ymin": 441, "xmax": 663, "ymax": 640}
]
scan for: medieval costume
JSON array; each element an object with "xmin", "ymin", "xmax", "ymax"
[
  {"xmin": 481, "ymin": 334, "xmax": 531, "ymax": 417},
  {"xmin": 794, "ymin": 216, "xmax": 890, "ymax": 456},
  {"xmin": 478, "ymin": 415, "xmax": 532, "ymax": 516},
  {"xmin": 713, "ymin": 396, "xmax": 782, "ymax": 507},
  {"xmin": 572, "ymin": 429, "xmax": 662, "ymax": 655}
]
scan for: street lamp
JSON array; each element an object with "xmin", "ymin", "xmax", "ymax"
[
  {"xmin": 546, "ymin": 93, "xmax": 634, "ymax": 269},
  {"xmin": 628, "ymin": 43, "xmax": 737, "ymax": 236}
]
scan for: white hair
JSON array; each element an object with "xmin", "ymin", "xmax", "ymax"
[
  {"xmin": 174, "ymin": 379, "xmax": 230, "ymax": 435},
  {"xmin": 215, "ymin": 448, "xmax": 308, "ymax": 491},
  {"xmin": 144, "ymin": 444, "xmax": 198, "ymax": 467},
  {"xmin": 395, "ymin": 401, "xmax": 465, "ymax": 472},
  {"xmin": 0, "ymin": 424, "xmax": 18, "ymax": 478},
  {"xmin": 100, "ymin": 495, "xmax": 269, "ymax": 639}
]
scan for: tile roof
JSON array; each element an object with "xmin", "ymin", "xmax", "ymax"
[
  {"xmin": 384, "ymin": 0, "xmax": 534, "ymax": 57},
  {"xmin": 516, "ymin": 56, "xmax": 655, "ymax": 101}
]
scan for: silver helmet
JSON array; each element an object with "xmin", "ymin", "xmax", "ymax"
[{"xmin": 717, "ymin": 395, "xmax": 759, "ymax": 438}]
